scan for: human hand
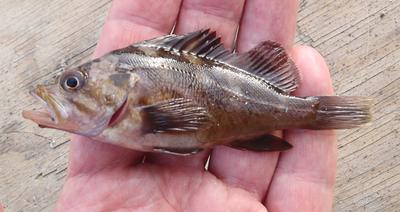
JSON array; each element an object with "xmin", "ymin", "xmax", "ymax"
[{"xmin": 56, "ymin": 0, "xmax": 336, "ymax": 211}]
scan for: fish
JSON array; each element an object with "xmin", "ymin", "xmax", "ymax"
[{"xmin": 22, "ymin": 29, "xmax": 372, "ymax": 155}]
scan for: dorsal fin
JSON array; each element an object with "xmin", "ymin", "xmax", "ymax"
[
  {"xmin": 133, "ymin": 29, "xmax": 299, "ymax": 94},
  {"xmin": 134, "ymin": 29, "xmax": 231, "ymax": 60},
  {"xmin": 223, "ymin": 42, "xmax": 300, "ymax": 94}
]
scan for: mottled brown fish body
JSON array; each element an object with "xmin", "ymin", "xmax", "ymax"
[{"xmin": 23, "ymin": 30, "xmax": 372, "ymax": 155}]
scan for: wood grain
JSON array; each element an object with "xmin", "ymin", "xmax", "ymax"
[
  {"xmin": 0, "ymin": 0, "xmax": 111, "ymax": 211},
  {"xmin": 0, "ymin": 0, "xmax": 398, "ymax": 211},
  {"xmin": 296, "ymin": 1, "xmax": 400, "ymax": 211}
]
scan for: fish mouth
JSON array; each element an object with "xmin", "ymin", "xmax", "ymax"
[
  {"xmin": 108, "ymin": 98, "xmax": 128, "ymax": 127},
  {"xmin": 22, "ymin": 86, "xmax": 60, "ymax": 128}
]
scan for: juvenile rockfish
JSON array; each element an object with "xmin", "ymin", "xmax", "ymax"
[{"xmin": 23, "ymin": 30, "xmax": 372, "ymax": 155}]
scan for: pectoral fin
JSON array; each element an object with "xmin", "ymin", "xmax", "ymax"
[
  {"xmin": 229, "ymin": 134, "xmax": 292, "ymax": 152},
  {"xmin": 140, "ymin": 98, "xmax": 209, "ymax": 134}
]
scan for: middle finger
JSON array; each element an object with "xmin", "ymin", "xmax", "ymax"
[{"xmin": 146, "ymin": 0, "xmax": 246, "ymax": 168}]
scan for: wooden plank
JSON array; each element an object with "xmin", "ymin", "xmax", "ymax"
[
  {"xmin": 0, "ymin": 0, "xmax": 398, "ymax": 211},
  {"xmin": 296, "ymin": 0, "xmax": 400, "ymax": 211},
  {"xmin": 0, "ymin": 0, "xmax": 111, "ymax": 211}
]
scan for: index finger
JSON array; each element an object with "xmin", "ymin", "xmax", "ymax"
[
  {"xmin": 68, "ymin": 0, "xmax": 181, "ymax": 176},
  {"xmin": 94, "ymin": 0, "xmax": 181, "ymax": 57}
]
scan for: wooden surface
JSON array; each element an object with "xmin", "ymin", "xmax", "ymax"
[{"xmin": 0, "ymin": 0, "xmax": 398, "ymax": 211}]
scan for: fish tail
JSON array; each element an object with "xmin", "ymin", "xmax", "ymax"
[{"xmin": 306, "ymin": 96, "xmax": 372, "ymax": 129}]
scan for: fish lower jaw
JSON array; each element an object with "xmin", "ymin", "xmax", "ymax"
[
  {"xmin": 22, "ymin": 108, "xmax": 57, "ymax": 127},
  {"xmin": 29, "ymin": 90, "xmax": 61, "ymax": 125}
]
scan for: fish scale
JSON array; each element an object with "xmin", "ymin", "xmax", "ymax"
[{"xmin": 23, "ymin": 29, "xmax": 372, "ymax": 155}]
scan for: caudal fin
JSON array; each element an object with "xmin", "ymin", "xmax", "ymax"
[{"xmin": 307, "ymin": 96, "xmax": 372, "ymax": 129}]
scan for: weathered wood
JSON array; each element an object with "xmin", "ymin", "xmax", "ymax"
[
  {"xmin": 0, "ymin": 0, "xmax": 398, "ymax": 211},
  {"xmin": 296, "ymin": 1, "xmax": 400, "ymax": 211},
  {"xmin": 0, "ymin": 0, "xmax": 111, "ymax": 211}
]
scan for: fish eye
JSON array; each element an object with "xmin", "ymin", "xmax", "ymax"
[
  {"xmin": 66, "ymin": 76, "xmax": 79, "ymax": 88},
  {"xmin": 60, "ymin": 71, "xmax": 85, "ymax": 91}
]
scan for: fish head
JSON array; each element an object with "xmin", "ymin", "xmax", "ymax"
[{"xmin": 22, "ymin": 56, "xmax": 134, "ymax": 136}]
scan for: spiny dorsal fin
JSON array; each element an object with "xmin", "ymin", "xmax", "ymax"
[
  {"xmin": 134, "ymin": 30, "xmax": 299, "ymax": 94},
  {"xmin": 224, "ymin": 42, "xmax": 300, "ymax": 94},
  {"xmin": 134, "ymin": 29, "xmax": 231, "ymax": 60}
]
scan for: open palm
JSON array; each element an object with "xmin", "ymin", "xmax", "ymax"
[{"xmin": 56, "ymin": 0, "xmax": 337, "ymax": 211}]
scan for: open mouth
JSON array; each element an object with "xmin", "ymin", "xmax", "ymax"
[{"xmin": 108, "ymin": 98, "xmax": 128, "ymax": 127}]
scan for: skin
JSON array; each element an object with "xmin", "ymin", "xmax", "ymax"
[{"xmin": 56, "ymin": 0, "xmax": 336, "ymax": 211}]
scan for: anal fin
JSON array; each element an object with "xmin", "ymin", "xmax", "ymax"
[{"xmin": 229, "ymin": 134, "xmax": 292, "ymax": 152}]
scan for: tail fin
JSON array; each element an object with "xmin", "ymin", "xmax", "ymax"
[{"xmin": 307, "ymin": 96, "xmax": 372, "ymax": 129}]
